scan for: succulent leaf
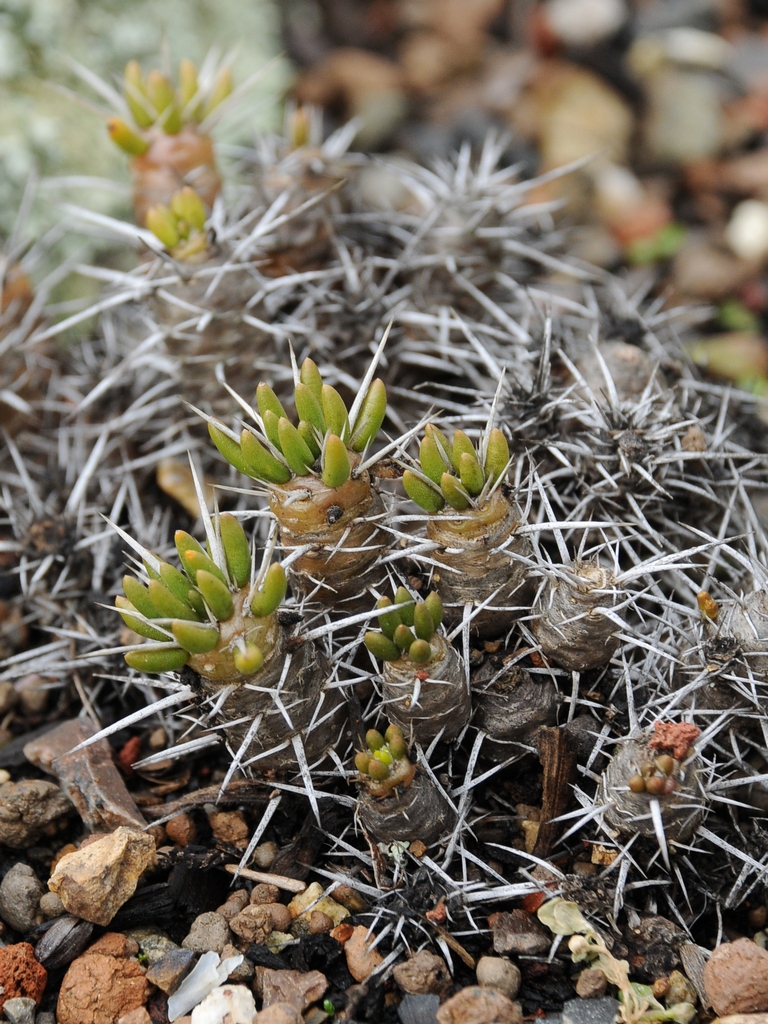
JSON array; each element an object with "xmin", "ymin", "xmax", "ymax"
[
  {"xmin": 393, "ymin": 623, "xmax": 417, "ymax": 651},
  {"xmin": 148, "ymin": 579, "xmax": 201, "ymax": 621},
  {"xmin": 209, "ymin": 423, "xmax": 257, "ymax": 478},
  {"xmin": 294, "ymin": 383, "xmax": 326, "ymax": 435},
  {"xmin": 424, "ymin": 592, "xmax": 443, "ymax": 631},
  {"xmin": 240, "ymin": 429, "xmax": 291, "ymax": 484},
  {"xmin": 257, "ymin": 384, "xmax": 287, "ymax": 434},
  {"xmin": 115, "ymin": 597, "xmax": 169, "ymax": 642},
  {"xmin": 219, "ymin": 514, "xmax": 251, "ymax": 589},
  {"xmin": 172, "ymin": 619, "xmax": 220, "ymax": 654},
  {"xmin": 146, "ymin": 70, "xmax": 182, "ymax": 132},
  {"xmin": 125, "ymin": 646, "xmax": 189, "ymax": 673},
  {"xmin": 123, "ymin": 60, "xmax": 153, "ymax": 128},
  {"xmin": 249, "ymin": 563, "xmax": 287, "ymax": 618},
  {"xmin": 122, "ymin": 576, "xmax": 158, "ymax": 619},
  {"xmin": 366, "ymin": 729, "xmax": 385, "ymax": 751},
  {"xmin": 403, "ymin": 470, "xmax": 445, "ymax": 512},
  {"xmin": 321, "ymin": 385, "xmax": 350, "ymax": 443},
  {"xmin": 277, "ymin": 417, "xmax": 315, "ymax": 476},
  {"xmin": 178, "ymin": 58, "xmax": 200, "ymax": 110},
  {"xmin": 452, "ymin": 430, "xmax": 476, "ymax": 473},
  {"xmin": 349, "ymin": 378, "xmax": 387, "ymax": 452},
  {"xmin": 322, "ymin": 434, "xmax": 351, "ymax": 488},
  {"xmin": 459, "ymin": 451, "xmax": 485, "ymax": 497},
  {"xmin": 261, "ymin": 410, "xmax": 282, "ymax": 452},
  {"xmin": 233, "ymin": 643, "xmax": 264, "ymax": 675},
  {"xmin": 484, "ymin": 428, "xmax": 510, "ymax": 484},
  {"xmin": 196, "ymin": 570, "xmax": 235, "ymax": 621},
  {"xmin": 183, "ymin": 548, "xmax": 228, "ymax": 588},
  {"xmin": 440, "ymin": 473, "xmax": 472, "ymax": 511},
  {"xmin": 174, "ymin": 530, "xmax": 205, "ymax": 577},
  {"xmin": 409, "ymin": 638, "xmax": 432, "ymax": 664},
  {"xmin": 298, "ymin": 420, "xmax": 321, "ymax": 459},
  {"xmin": 202, "ymin": 65, "xmax": 233, "ymax": 117},
  {"xmin": 376, "ymin": 596, "xmax": 401, "ymax": 639},
  {"xmin": 394, "ymin": 587, "xmax": 415, "ymax": 627},
  {"xmin": 299, "ymin": 358, "xmax": 324, "ymax": 404},
  {"xmin": 419, "ymin": 434, "xmax": 450, "ymax": 486},
  {"xmin": 107, "ymin": 117, "xmax": 150, "ymax": 157},
  {"xmin": 170, "ymin": 186, "xmax": 207, "ymax": 232},
  {"xmin": 413, "ymin": 602, "xmax": 436, "ymax": 642},
  {"xmin": 364, "ymin": 631, "xmax": 401, "ymax": 662},
  {"xmin": 158, "ymin": 562, "xmax": 201, "ymax": 609}
]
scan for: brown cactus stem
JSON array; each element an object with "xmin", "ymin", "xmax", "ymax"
[
  {"xmin": 471, "ymin": 662, "xmax": 558, "ymax": 760},
  {"xmin": 531, "ymin": 562, "xmax": 620, "ymax": 672},
  {"xmin": 357, "ymin": 769, "xmax": 457, "ymax": 846},
  {"xmin": 130, "ymin": 126, "xmax": 220, "ymax": 226},
  {"xmin": 426, "ymin": 487, "xmax": 532, "ymax": 639},
  {"xmin": 380, "ymin": 633, "xmax": 470, "ymax": 746},
  {"xmin": 270, "ymin": 456, "xmax": 386, "ymax": 606},
  {"xmin": 729, "ymin": 590, "xmax": 768, "ymax": 677},
  {"xmin": 599, "ymin": 734, "xmax": 705, "ymax": 844}
]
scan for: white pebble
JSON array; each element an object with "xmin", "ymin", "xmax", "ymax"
[
  {"xmin": 190, "ymin": 984, "xmax": 256, "ymax": 1024},
  {"xmin": 545, "ymin": 0, "xmax": 626, "ymax": 47},
  {"xmin": 726, "ymin": 200, "xmax": 768, "ymax": 262}
]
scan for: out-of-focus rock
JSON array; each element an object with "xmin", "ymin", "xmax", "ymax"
[{"xmin": 0, "ymin": 780, "xmax": 73, "ymax": 848}]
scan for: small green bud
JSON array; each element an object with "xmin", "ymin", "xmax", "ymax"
[
  {"xmin": 424, "ymin": 592, "xmax": 443, "ymax": 631},
  {"xmin": 249, "ymin": 563, "xmax": 287, "ymax": 618},
  {"xmin": 209, "ymin": 423, "xmax": 257, "ymax": 478},
  {"xmin": 182, "ymin": 548, "xmax": 229, "ymax": 589},
  {"xmin": 440, "ymin": 473, "xmax": 471, "ymax": 511},
  {"xmin": 256, "ymin": 383, "xmax": 287, "ymax": 428},
  {"xmin": 413, "ymin": 602, "xmax": 435, "ymax": 642},
  {"xmin": 409, "ymin": 638, "xmax": 432, "ymax": 664},
  {"xmin": 387, "ymin": 733, "xmax": 407, "ymax": 760},
  {"xmin": 452, "ymin": 430, "xmax": 475, "ymax": 473},
  {"xmin": 300, "ymin": 357, "xmax": 324, "ymax": 404},
  {"xmin": 367, "ymin": 758, "xmax": 390, "ymax": 782},
  {"xmin": 321, "ymin": 434, "xmax": 351, "ymax": 488},
  {"xmin": 115, "ymin": 597, "xmax": 168, "ymax": 641},
  {"xmin": 419, "ymin": 433, "xmax": 450, "ymax": 486},
  {"xmin": 174, "ymin": 529, "xmax": 206, "ymax": 576},
  {"xmin": 261, "ymin": 409, "xmax": 282, "ymax": 453},
  {"xmin": 123, "ymin": 60, "xmax": 153, "ymax": 129},
  {"xmin": 178, "ymin": 58, "xmax": 200, "ymax": 111},
  {"xmin": 384, "ymin": 724, "xmax": 404, "ymax": 744},
  {"xmin": 294, "ymin": 382, "xmax": 326, "ymax": 435},
  {"xmin": 349, "ymin": 378, "xmax": 387, "ymax": 452},
  {"xmin": 321, "ymin": 385, "xmax": 350, "ymax": 443},
  {"xmin": 148, "ymin": 579, "xmax": 200, "ymax": 621},
  {"xmin": 107, "ymin": 117, "xmax": 150, "ymax": 156},
  {"xmin": 354, "ymin": 751, "xmax": 371, "ymax": 774},
  {"xmin": 171, "ymin": 619, "xmax": 220, "ymax": 654},
  {"xmin": 364, "ymin": 631, "xmax": 401, "ymax": 662},
  {"xmin": 403, "ymin": 470, "xmax": 445, "ymax": 513},
  {"xmin": 425, "ymin": 424, "xmax": 452, "ymax": 464},
  {"xmin": 196, "ymin": 570, "xmax": 234, "ymax": 621},
  {"xmin": 219, "ymin": 514, "xmax": 251, "ymax": 589},
  {"xmin": 202, "ymin": 65, "xmax": 233, "ymax": 118},
  {"xmin": 158, "ymin": 562, "xmax": 204, "ymax": 614},
  {"xmin": 146, "ymin": 70, "xmax": 182, "ymax": 132},
  {"xmin": 122, "ymin": 575, "xmax": 158, "ymax": 619},
  {"xmin": 373, "ymin": 748, "xmax": 393, "ymax": 765},
  {"xmin": 393, "ymin": 623, "xmax": 416, "ymax": 651},
  {"xmin": 376, "ymin": 596, "xmax": 401, "ymax": 639},
  {"xmin": 366, "ymin": 729, "xmax": 385, "ymax": 751},
  {"xmin": 277, "ymin": 417, "xmax": 315, "ymax": 476},
  {"xmin": 170, "ymin": 186, "xmax": 207, "ymax": 233},
  {"xmin": 484, "ymin": 428, "xmax": 510, "ymax": 484},
  {"xmin": 233, "ymin": 643, "xmax": 264, "ymax": 675},
  {"xmin": 459, "ymin": 451, "xmax": 485, "ymax": 497},
  {"xmin": 145, "ymin": 205, "xmax": 180, "ymax": 249},
  {"xmin": 125, "ymin": 646, "xmax": 189, "ymax": 673},
  {"xmin": 240, "ymin": 429, "xmax": 291, "ymax": 485},
  {"xmin": 394, "ymin": 587, "xmax": 415, "ymax": 626},
  {"xmin": 298, "ymin": 420, "xmax": 321, "ymax": 459}
]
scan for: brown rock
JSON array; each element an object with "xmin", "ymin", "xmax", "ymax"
[
  {"xmin": 344, "ymin": 925, "xmax": 384, "ymax": 983},
  {"xmin": 229, "ymin": 905, "xmax": 274, "ymax": 944},
  {"xmin": 0, "ymin": 943, "xmax": 47, "ymax": 1013},
  {"xmin": 394, "ymin": 950, "xmax": 452, "ymax": 997},
  {"xmin": 145, "ymin": 949, "xmax": 195, "ymax": 995},
  {"xmin": 488, "ymin": 910, "xmax": 550, "ymax": 956},
  {"xmin": 57, "ymin": 952, "xmax": 148, "ymax": 1024},
  {"xmin": 254, "ymin": 1004, "xmax": 302, "ymax": 1024},
  {"xmin": 182, "ymin": 912, "xmax": 231, "ymax": 955},
  {"xmin": 216, "ymin": 890, "xmax": 249, "ymax": 921},
  {"xmin": 25, "ymin": 719, "xmax": 146, "ymax": 833},
  {"xmin": 251, "ymin": 883, "xmax": 280, "ymax": 905},
  {"xmin": 265, "ymin": 903, "xmax": 292, "ymax": 933},
  {"xmin": 165, "ymin": 814, "xmax": 196, "ymax": 847},
  {"xmin": 704, "ymin": 939, "xmax": 768, "ymax": 1016},
  {"xmin": 208, "ymin": 810, "xmax": 248, "ymax": 849},
  {"xmin": 309, "ymin": 911, "xmax": 333, "ymax": 934},
  {"xmin": 0, "ymin": 780, "xmax": 73, "ymax": 848},
  {"xmin": 576, "ymin": 968, "xmax": 608, "ymax": 999},
  {"xmin": 87, "ymin": 933, "xmax": 140, "ymax": 959},
  {"xmin": 436, "ymin": 986, "xmax": 523, "ymax": 1024},
  {"xmin": 117, "ymin": 1010, "xmax": 151, "ymax": 1024},
  {"xmin": 48, "ymin": 827, "xmax": 156, "ymax": 927},
  {"xmin": 261, "ymin": 968, "xmax": 327, "ymax": 1010}
]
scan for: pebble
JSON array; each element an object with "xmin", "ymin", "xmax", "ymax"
[
  {"xmin": 24, "ymin": 719, "xmax": 147, "ymax": 833},
  {"xmin": 287, "ymin": 883, "xmax": 349, "ymax": 928},
  {"xmin": 146, "ymin": 948, "xmax": 196, "ymax": 994},
  {"xmin": 15, "ymin": 675, "xmax": 50, "ymax": 716},
  {"xmin": 87, "ymin": 933, "xmax": 140, "ymax": 958},
  {"xmin": 562, "ymin": 996, "xmax": 621, "ymax": 1024},
  {"xmin": 228, "ymin": 905, "xmax": 273, "ymax": 945},
  {"xmin": 261, "ymin": 968, "xmax": 327, "ymax": 1011},
  {"xmin": 48, "ymin": 827, "xmax": 155, "ymax": 927},
  {"xmin": 308, "ymin": 911, "xmax": 333, "ymax": 934},
  {"xmin": 0, "ymin": 863, "xmax": 44, "ymax": 933},
  {"xmin": 0, "ymin": 780, "xmax": 72, "ymax": 848},
  {"xmin": 435, "ymin": 986, "xmax": 522, "ymax": 1024},
  {"xmin": 57, "ymin": 945, "xmax": 148, "ymax": 1024},
  {"xmin": 36, "ymin": 1015, "xmax": 55, "ymax": 1024},
  {"xmin": 167, "ymin": 950, "xmax": 244, "ymax": 1021},
  {"xmin": 344, "ymin": 925, "xmax": 384, "ymax": 982},
  {"xmin": 543, "ymin": 0, "xmax": 626, "ymax": 47},
  {"xmin": 125, "ymin": 925, "xmax": 179, "ymax": 965},
  {"xmin": 189, "ymin": 983, "xmax": 256, "ymax": 1024},
  {"xmin": 0, "ymin": 943, "xmax": 47, "ymax": 1014},
  {"xmin": 220, "ymin": 944, "xmax": 254, "ymax": 983},
  {"xmin": 394, "ymin": 950, "xmax": 452, "ymax": 997},
  {"xmin": 704, "ymin": 939, "xmax": 768, "ymax": 1016},
  {"xmin": 475, "ymin": 957, "xmax": 521, "ymax": 1001},
  {"xmin": 251, "ymin": 884, "xmax": 280, "ymax": 906},
  {"xmin": 166, "ymin": 813, "xmax": 197, "ymax": 847},
  {"xmin": 488, "ymin": 910, "xmax": 551, "ymax": 956},
  {"xmin": 116, "ymin": 1010, "xmax": 151, "ymax": 1024},
  {"xmin": 208, "ymin": 810, "xmax": 249, "ymax": 850},
  {"xmin": 399, "ymin": 993, "xmax": 440, "ymax": 1024},
  {"xmin": 253, "ymin": 1004, "xmax": 301, "ymax": 1024},
  {"xmin": 641, "ymin": 66, "xmax": 723, "ymax": 165},
  {"xmin": 38, "ymin": 892, "xmax": 64, "ymax": 919},
  {"xmin": 726, "ymin": 201, "xmax": 768, "ymax": 262},
  {"xmin": 2, "ymin": 996, "xmax": 36, "ymax": 1024},
  {"xmin": 576, "ymin": 968, "xmax": 608, "ymax": 998},
  {"xmin": 252, "ymin": 842, "xmax": 278, "ymax": 869},
  {"xmin": 34, "ymin": 914, "xmax": 94, "ymax": 971},
  {"xmin": 182, "ymin": 913, "xmax": 232, "ymax": 955},
  {"xmin": 217, "ymin": 890, "xmax": 249, "ymax": 921}
]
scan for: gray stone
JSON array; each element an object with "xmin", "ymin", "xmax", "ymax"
[
  {"xmin": 3, "ymin": 996, "xmax": 36, "ymax": 1024},
  {"xmin": 125, "ymin": 925, "xmax": 179, "ymax": 965},
  {"xmin": 182, "ymin": 911, "xmax": 231, "ymax": 955},
  {"xmin": 489, "ymin": 910, "xmax": 551, "ymax": 956},
  {"xmin": 476, "ymin": 957, "xmax": 521, "ymax": 1000},
  {"xmin": 562, "ymin": 996, "xmax": 620, "ymax": 1024},
  {"xmin": 0, "ymin": 864, "xmax": 44, "ymax": 933},
  {"xmin": 35, "ymin": 1015, "xmax": 57, "ymax": 1024},
  {"xmin": 0, "ymin": 780, "xmax": 72, "ymax": 849},
  {"xmin": 145, "ymin": 947, "xmax": 196, "ymax": 995},
  {"xmin": 398, "ymin": 994, "xmax": 440, "ymax": 1024}
]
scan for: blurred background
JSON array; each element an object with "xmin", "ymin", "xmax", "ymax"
[{"xmin": 7, "ymin": 0, "xmax": 768, "ymax": 383}]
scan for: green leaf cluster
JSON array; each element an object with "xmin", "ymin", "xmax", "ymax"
[
  {"xmin": 403, "ymin": 423, "xmax": 509, "ymax": 512},
  {"xmin": 364, "ymin": 588, "xmax": 443, "ymax": 665}
]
